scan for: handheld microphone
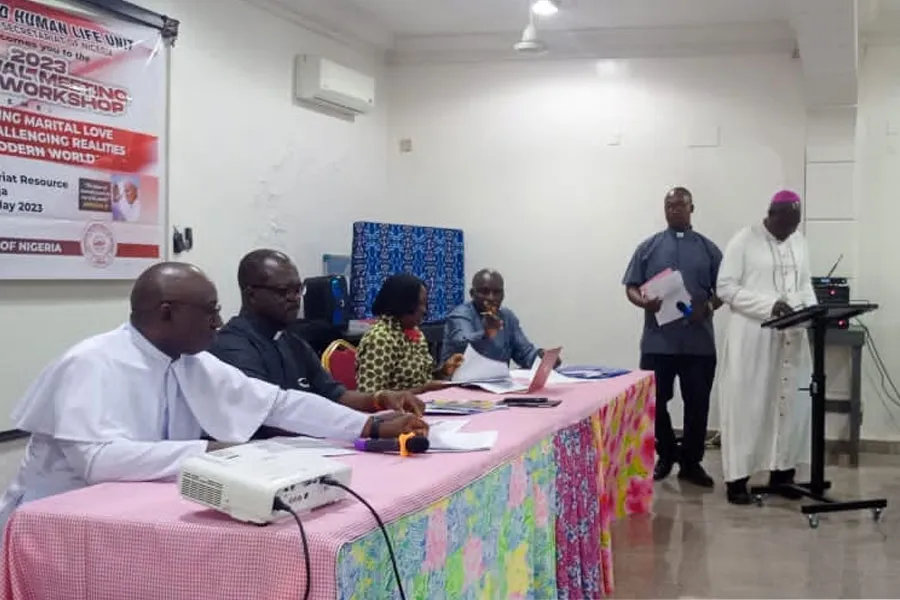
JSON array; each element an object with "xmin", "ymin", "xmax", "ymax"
[
  {"xmin": 353, "ymin": 433, "xmax": 430, "ymax": 456},
  {"xmin": 676, "ymin": 301, "xmax": 693, "ymax": 317}
]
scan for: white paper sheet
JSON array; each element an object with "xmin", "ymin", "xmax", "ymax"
[
  {"xmin": 510, "ymin": 362, "xmax": 591, "ymax": 386},
  {"xmin": 468, "ymin": 380, "xmax": 527, "ymax": 394},
  {"xmin": 641, "ymin": 269, "xmax": 692, "ymax": 326},
  {"xmin": 451, "ymin": 344, "xmax": 511, "ymax": 384},
  {"xmin": 509, "ymin": 370, "xmax": 580, "ymax": 386},
  {"xmin": 425, "ymin": 418, "xmax": 469, "ymax": 434},
  {"xmin": 259, "ymin": 437, "xmax": 356, "ymax": 457},
  {"xmin": 428, "ymin": 430, "xmax": 498, "ymax": 452},
  {"xmin": 423, "ymin": 418, "xmax": 497, "ymax": 452}
]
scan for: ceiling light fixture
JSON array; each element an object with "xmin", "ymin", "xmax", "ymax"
[
  {"xmin": 514, "ymin": 22, "xmax": 547, "ymax": 54},
  {"xmin": 531, "ymin": 0, "xmax": 559, "ymax": 17}
]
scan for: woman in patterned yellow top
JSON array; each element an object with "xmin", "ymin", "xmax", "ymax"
[{"xmin": 357, "ymin": 273, "xmax": 464, "ymax": 394}]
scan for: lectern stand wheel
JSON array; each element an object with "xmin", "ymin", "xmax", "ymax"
[
  {"xmin": 753, "ymin": 494, "xmax": 765, "ymax": 506},
  {"xmin": 872, "ymin": 508, "xmax": 884, "ymax": 522},
  {"xmin": 807, "ymin": 515, "xmax": 820, "ymax": 529}
]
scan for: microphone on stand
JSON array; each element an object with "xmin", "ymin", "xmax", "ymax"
[
  {"xmin": 354, "ymin": 433, "xmax": 430, "ymax": 456},
  {"xmin": 676, "ymin": 301, "xmax": 693, "ymax": 318}
]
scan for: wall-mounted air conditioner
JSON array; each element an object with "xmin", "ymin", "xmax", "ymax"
[{"xmin": 294, "ymin": 55, "xmax": 375, "ymax": 117}]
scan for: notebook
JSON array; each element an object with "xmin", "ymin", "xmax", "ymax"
[{"xmin": 424, "ymin": 398, "xmax": 508, "ymax": 415}]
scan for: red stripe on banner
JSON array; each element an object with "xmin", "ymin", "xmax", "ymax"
[
  {"xmin": 0, "ymin": 106, "xmax": 158, "ymax": 172},
  {"xmin": 116, "ymin": 243, "xmax": 159, "ymax": 259},
  {"xmin": 0, "ymin": 238, "xmax": 81, "ymax": 256},
  {"xmin": 0, "ymin": 237, "xmax": 159, "ymax": 259}
]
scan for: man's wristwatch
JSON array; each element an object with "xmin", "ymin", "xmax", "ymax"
[{"xmin": 369, "ymin": 415, "xmax": 384, "ymax": 439}]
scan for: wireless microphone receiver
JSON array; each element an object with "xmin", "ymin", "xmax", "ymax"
[{"xmin": 354, "ymin": 433, "xmax": 430, "ymax": 456}]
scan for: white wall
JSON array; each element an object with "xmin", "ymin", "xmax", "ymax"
[
  {"xmin": 0, "ymin": 0, "xmax": 391, "ymax": 430},
  {"xmin": 7, "ymin": 1, "xmax": 899, "ymax": 445},
  {"xmin": 856, "ymin": 44, "xmax": 900, "ymax": 441},
  {"xmin": 386, "ymin": 54, "xmax": 807, "ymax": 428}
]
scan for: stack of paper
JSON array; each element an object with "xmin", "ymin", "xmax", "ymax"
[
  {"xmin": 426, "ymin": 419, "xmax": 498, "ymax": 452},
  {"xmin": 253, "ymin": 437, "xmax": 356, "ymax": 457},
  {"xmin": 449, "ymin": 345, "xmax": 535, "ymax": 393},
  {"xmin": 430, "ymin": 431, "xmax": 498, "ymax": 452},
  {"xmin": 640, "ymin": 268, "xmax": 692, "ymax": 326},
  {"xmin": 451, "ymin": 345, "xmax": 512, "ymax": 384},
  {"xmin": 424, "ymin": 398, "xmax": 508, "ymax": 415}
]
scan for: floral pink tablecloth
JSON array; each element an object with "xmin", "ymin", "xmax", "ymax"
[
  {"xmin": 335, "ymin": 374, "xmax": 657, "ymax": 599},
  {"xmin": 554, "ymin": 373, "xmax": 656, "ymax": 598},
  {"xmin": 2, "ymin": 373, "xmax": 655, "ymax": 600}
]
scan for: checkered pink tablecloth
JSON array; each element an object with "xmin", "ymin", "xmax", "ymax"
[{"xmin": 1, "ymin": 372, "xmax": 651, "ymax": 600}]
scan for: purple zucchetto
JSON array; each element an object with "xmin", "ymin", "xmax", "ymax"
[{"xmin": 771, "ymin": 190, "xmax": 801, "ymax": 205}]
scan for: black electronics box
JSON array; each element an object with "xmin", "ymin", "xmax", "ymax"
[
  {"xmin": 811, "ymin": 277, "xmax": 850, "ymax": 329},
  {"xmin": 303, "ymin": 275, "xmax": 350, "ymax": 329}
]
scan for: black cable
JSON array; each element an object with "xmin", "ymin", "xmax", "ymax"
[
  {"xmin": 321, "ymin": 477, "xmax": 407, "ymax": 600},
  {"xmin": 852, "ymin": 319, "xmax": 900, "ymax": 432},
  {"xmin": 273, "ymin": 497, "xmax": 312, "ymax": 600},
  {"xmin": 855, "ymin": 320, "xmax": 900, "ymax": 407}
]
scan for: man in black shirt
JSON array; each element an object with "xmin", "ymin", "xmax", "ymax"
[{"xmin": 210, "ymin": 249, "xmax": 424, "ymax": 439}]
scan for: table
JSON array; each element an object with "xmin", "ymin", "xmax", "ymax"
[
  {"xmin": 1, "ymin": 372, "xmax": 655, "ymax": 600},
  {"xmin": 812, "ymin": 327, "xmax": 865, "ymax": 466}
]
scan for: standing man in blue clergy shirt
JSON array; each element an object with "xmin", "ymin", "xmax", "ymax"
[
  {"xmin": 443, "ymin": 269, "xmax": 560, "ymax": 368},
  {"xmin": 623, "ymin": 187, "xmax": 723, "ymax": 489}
]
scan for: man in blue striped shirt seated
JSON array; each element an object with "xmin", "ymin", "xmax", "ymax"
[{"xmin": 442, "ymin": 269, "xmax": 559, "ymax": 369}]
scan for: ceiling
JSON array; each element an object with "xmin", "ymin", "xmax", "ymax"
[
  {"xmin": 259, "ymin": 0, "xmax": 900, "ymax": 108},
  {"xmin": 338, "ymin": 0, "xmax": 790, "ymax": 36}
]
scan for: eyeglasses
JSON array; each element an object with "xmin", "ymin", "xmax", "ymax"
[
  {"xmin": 252, "ymin": 284, "xmax": 304, "ymax": 299},
  {"xmin": 162, "ymin": 300, "xmax": 221, "ymax": 316}
]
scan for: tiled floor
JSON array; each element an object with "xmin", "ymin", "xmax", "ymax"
[
  {"xmin": 0, "ymin": 438, "xmax": 896, "ymax": 598},
  {"xmin": 611, "ymin": 451, "xmax": 900, "ymax": 599}
]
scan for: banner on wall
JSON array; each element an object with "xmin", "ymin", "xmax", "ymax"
[{"xmin": 0, "ymin": 0, "xmax": 167, "ymax": 279}]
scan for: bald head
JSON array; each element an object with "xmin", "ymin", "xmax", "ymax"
[
  {"xmin": 131, "ymin": 262, "xmax": 212, "ymax": 314},
  {"xmin": 472, "ymin": 269, "xmax": 503, "ymax": 288},
  {"xmin": 664, "ymin": 186, "xmax": 693, "ymax": 231},
  {"xmin": 237, "ymin": 249, "xmax": 303, "ymax": 326},
  {"xmin": 237, "ymin": 249, "xmax": 293, "ymax": 290},
  {"xmin": 470, "ymin": 269, "xmax": 505, "ymax": 313},
  {"xmin": 130, "ymin": 262, "xmax": 221, "ymax": 357},
  {"xmin": 666, "ymin": 187, "xmax": 692, "ymax": 202}
]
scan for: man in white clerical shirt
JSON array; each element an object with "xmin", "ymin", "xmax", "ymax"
[
  {"xmin": 0, "ymin": 263, "xmax": 427, "ymax": 528},
  {"xmin": 716, "ymin": 190, "xmax": 817, "ymax": 505}
]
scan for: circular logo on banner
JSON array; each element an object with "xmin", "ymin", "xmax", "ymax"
[{"xmin": 81, "ymin": 222, "xmax": 117, "ymax": 268}]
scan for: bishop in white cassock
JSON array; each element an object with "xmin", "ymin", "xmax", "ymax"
[
  {"xmin": 0, "ymin": 263, "xmax": 427, "ymax": 529},
  {"xmin": 716, "ymin": 190, "xmax": 816, "ymax": 505}
]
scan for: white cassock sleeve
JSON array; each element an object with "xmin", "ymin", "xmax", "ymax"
[
  {"xmin": 717, "ymin": 229, "xmax": 779, "ymax": 321},
  {"xmin": 262, "ymin": 390, "xmax": 371, "ymax": 441},
  {"xmin": 57, "ymin": 439, "xmax": 207, "ymax": 485},
  {"xmin": 11, "ymin": 346, "xmax": 210, "ymax": 485},
  {"xmin": 182, "ymin": 353, "xmax": 370, "ymax": 443}
]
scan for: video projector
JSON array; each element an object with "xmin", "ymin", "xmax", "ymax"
[{"xmin": 178, "ymin": 441, "xmax": 352, "ymax": 524}]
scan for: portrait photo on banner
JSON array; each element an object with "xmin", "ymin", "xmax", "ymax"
[{"xmin": 0, "ymin": 0, "xmax": 168, "ymax": 280}]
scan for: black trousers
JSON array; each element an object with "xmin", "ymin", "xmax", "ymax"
[{"xmin": 640, "ymin": 353, "xmax": 716, "ymax": 466}]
